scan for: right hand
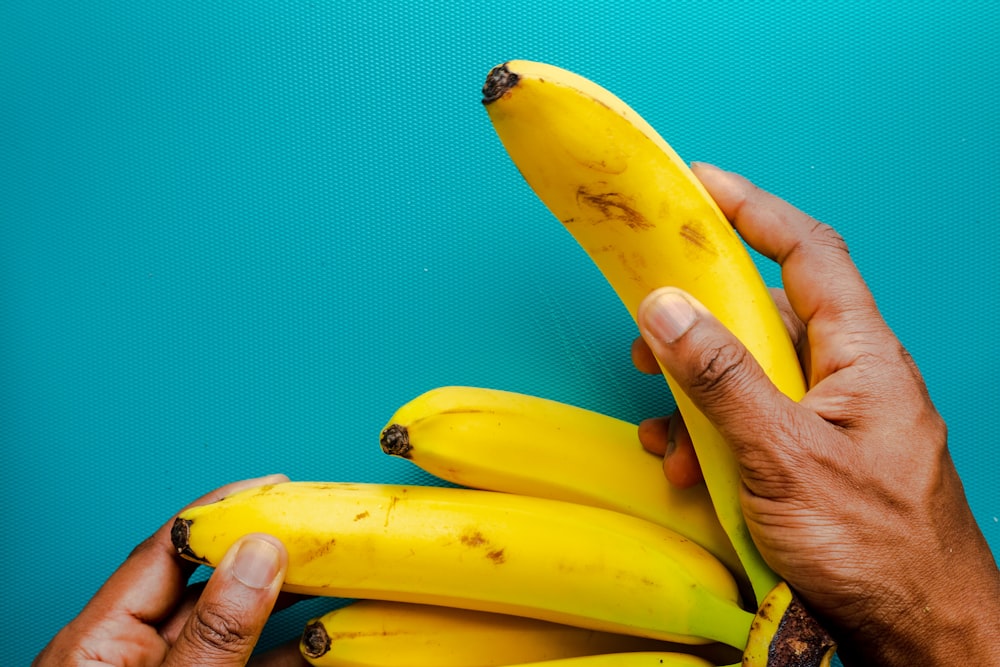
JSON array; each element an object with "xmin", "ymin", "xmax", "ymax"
[{"xmin": 631, "ymin": 163, "xmax": 1000, "ymax": 667}]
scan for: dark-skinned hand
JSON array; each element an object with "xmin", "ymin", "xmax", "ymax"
[
  {"xmin": 33, "ymin": 474, "xmax": 309, "ymax": 667},
  {"xmin": 631, "ymin": 163, "xmax": 1000, "ymax": 667}
]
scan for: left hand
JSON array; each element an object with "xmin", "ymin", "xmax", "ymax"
[{"xmin": 33, "ymin": 474, "xmax": 308, "ymax": 667}]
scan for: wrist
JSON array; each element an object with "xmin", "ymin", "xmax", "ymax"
[{"xmin": 838, "ymin": 547, "xmax": 1000, "ymax": 666}]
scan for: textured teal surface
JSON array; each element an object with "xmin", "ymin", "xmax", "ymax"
[{"xmin": 2, "ymin": 1, "xmax": 997, "ymax": 663}]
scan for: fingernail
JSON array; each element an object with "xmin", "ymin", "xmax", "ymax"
[
  {"xmin": 645, "ymin": 290, "xmax": 696, "ymax": 343},
  {"xmin": 232, "ymin": 536, "xmax": 281, "ymax": 589}
]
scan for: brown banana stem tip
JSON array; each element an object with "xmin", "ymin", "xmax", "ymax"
[
  {"xmin": 380, "ymin": 424, "xmax": 412, "ymax": 457},
  {"xmin": 482, "ymin": 62, "xmax": 519, "ymax": 105},
  {"xmin": 771, "ymin": 596, "xmax": 837, "ymax": 666},
  {"xmin": 300, "ymin": 620, "xmax": 331, "ymax": 659},
  {"xmin": 170, "ymin": 517, "xmax": 210, "ymax": 564}
]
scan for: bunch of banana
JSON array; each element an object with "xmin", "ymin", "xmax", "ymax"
[
  {"xmin": 378, "ymin": 385, "xmax": 745, "ymax": 589},
  {"xmin": 170, "ymin": 60, "xmax": 838, "ymax": 667}
]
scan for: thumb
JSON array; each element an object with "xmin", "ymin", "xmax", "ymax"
[
  {"xmin": 637, "ymin": 287, "xmax": 802, "ymax": 470},
  {"xmin": 165, "ymin": 534, "xmax": 288, "ymax": 666}
]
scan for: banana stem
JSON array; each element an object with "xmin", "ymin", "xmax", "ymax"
[
  {"xmin": 380, "ymin": 423, "xmax": 411, "ymax": 457},
  {"xmin": 300, "ymin": 620, "xmax": 330, "ymax": 660},
  {"xmin": 742, "ymin": 583, "xmax": 837, "ymax": 667}
]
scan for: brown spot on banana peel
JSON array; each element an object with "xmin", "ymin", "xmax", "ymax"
[
  {"xmin": 384, "ymin": 495, "xmax": 399, "ymax": 527},
  {"xmin": 615, "ymin": 249, "xmax": 651, "ymax": 293},
  {"xmin": 575, "ymin": 185, "xmax": 653, "ymax": 231},
  {"xmin": 461, "ymin": 530, "xmax": 488, "ymax": 547},
  {"xmin": 300, "ymin": 619, "xmax": 332, "ymax": 659},
  {"xmin": 380, "ymin": 424, "xmax": 411, "ymax": 458},
  {"xmin": 574, "ymin": 155, "xmax": 628, "ymax": 175},
  {"xmin": 461, "ymin": 529, "xmax": 507, "ymax": 564},
  {"xmin": 170, "ymin": 517, "xmax": 210, "ymax": 564},
  {"xmin": 680, "ymin": 220, "xmax": 716, "ymax": 255}
]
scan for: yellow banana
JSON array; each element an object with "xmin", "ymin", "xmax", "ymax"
[
  {"xmin": 379, "ymin": 385, "xmax": 744, "ymax": 587},
  {"xmin": 481, "ymin": 60, "xmax": 807, "ymax": 606},
  {"xmin": 299, "ymin": 599, "xmax": 737, "ymax": 666},
  {"xmin": 482, "ymin": 654, "xmax": 716, "ymax": 667},
  {"xmin": 172, "ymin": 481, "xmax": 754, "ymax": 649}
]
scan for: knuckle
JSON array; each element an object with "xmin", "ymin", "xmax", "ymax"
[
  {"xmin": 689, "ymin": 341, "xmax": 751, "ymax": 398},
  {"xmin": 782, "ymin": 220, "xmax": 850, "ymax": 267},
  {"xmin": 126, "ymin": 533, "xmax": 159, "ymax": 560},
  {"xmin": 184, "ymin": 601, "xmax": 254, "ymax": 655},
  {"xmin": 808, "ymin": 220, "xmax": 850, "ymax": 255}
]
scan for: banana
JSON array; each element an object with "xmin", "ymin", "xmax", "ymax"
[
  {"xmin": 481, "ymin": 654, "xmax": 717, "ymax": 667},
  {"xmin": 379, "ymin": 385, "xmax": 744, "ymax": 587},
  {"xmin": 481, "ymin": 60, "xmax": 807, "ymax": 606},
  {"xmin": 299, "ymin": 599, "xmax": 738, "ymax": 666},
  {"xmin": 171, "ymin": 481, "xmax": 754, "ymax": 649}
]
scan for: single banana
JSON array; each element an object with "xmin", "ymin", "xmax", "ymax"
[
  {"xmin": 299, "ymin": 599, "xmax": 739, "ymax": 666},
  {"xmin": 481, "ymin": 60, "xmax": 807, "ymax": 606},
  {"xmin": 171, "ymin": 481, "xmax": 754, "ymax": 649},
  {"xmin": 379, "ymin": 385, "xmax": 744, "ymax": 587},
  {"xmin": 484, "ymin": 653, "xmax": 716, "ymax": 667}
]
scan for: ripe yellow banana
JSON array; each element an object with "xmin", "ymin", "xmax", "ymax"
[
  {"xmin": 379, "ymin": 385, "xmax": 744, "ymax": 587},
  {"xmin": 483, "ymin": 654, "xmax": 716, "ymax": 667},
  {"xmin": 481, "ymin": 60, "xmax": 807, "ymax": 606},
  {"xmin": 171, "ymin": 481, "xmax": 754, "ymax": 649},
  {"xmin": 299, "ymin": 599, "xmax": 736, "ymax": 666}
]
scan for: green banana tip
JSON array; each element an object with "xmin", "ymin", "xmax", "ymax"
[{"xmin": 482, "ymin": 62, "xmax": 519, "ymax": 105}]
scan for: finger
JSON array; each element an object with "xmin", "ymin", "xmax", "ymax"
[
  {"xmin": 631, "ymin": 335, "xmax": 662, "ymax": 375},
  {"xmin": 635, "ymin": 289, "xmax": 803, "ymax": 380},
  {"xmin": 662, "ymin": 413, "xmax": 704, "ymax": 489},
  {"xmin": 164, "ymin": 533, "xmax": 288, "ymax": 667},
  {"xmin": 637, "ymin": 416, "xmax": 670, "ymax": 455},
  {"xmin": 637, "ymin": 287, "xmax": 816, "ymax": 467},
  {"xmin": 161, "ymin": 585, "xmax": 309, "ymax": 646},
  {"xmin": 692, "ymin": 163, "xmax": 894, "ymax": 385},
  {"xmin": 638, "ymin": 414, "xmax": 704, "ymax": 488},
  {"xmin": 177, "ymin": 475, "xmax": 292, "ymax": 514},
  {"xmin": 84, "ymin": 474, "xmax": 290, "ymax": 627}
]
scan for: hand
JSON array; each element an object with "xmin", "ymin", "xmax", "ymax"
[
  {"xmin": 631, "ymin": 163, "xmax": 1000, "ymax": 666},
  {"xmin": 631, "ymin": 285, "xmax": 804, "ymax": 490},
  {"xmin": 33, "ymin": 474, "xmax": 308, "ymax": 667}
]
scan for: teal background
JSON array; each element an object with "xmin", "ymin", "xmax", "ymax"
[{"xmin": 2, "ymin": 1, "xmax": 997, "ymax": 664}]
